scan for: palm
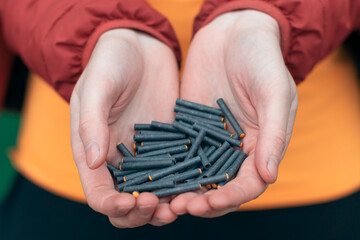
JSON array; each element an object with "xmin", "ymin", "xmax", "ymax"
[
  {"xmin": 70, "ymin": 29, "xmax": 180, "ymax": 227},
  {"xmin": 96, "ymin": 45, "xmax": 179, "ymax": 165},
  {"xmin": 172, "ymin": 11, "xmax": 297, "ymax": 217},
  {"xmin": 105, "ymin": 80, "xmax": 179, "ymax": 164}
]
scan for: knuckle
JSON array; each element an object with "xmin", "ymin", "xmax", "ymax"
[
  {"xmin": 237, "ymin": 188, "xmax": 250, "ymax": 206},
  {"xmin": 253, "ymin": 187, "xmax": 266, "ymax": 200},
  {"xmin": 230, "ymin": 183, "xmax": 249, "ymax": 209},
  {"xmin": 85, "ymin": 192, "xmax": 101, "ymax": 213},
  {"xmin": 86, "ymin": 198, "xmax": 100, "ymax": 213},
  {"xmin": 272, "ymin": 130, "xmax": 287, "ymax": 154},
  {"xmin": 98, "ymin": 196, "xmax": 108, "ymax": 213},
  {"xmin": 79, "ymin": 119, "xmax": 95, "ymax": 137},
  {"xmin": 85, "ymin": 188, "xmax": 109, "ymax": 214}
]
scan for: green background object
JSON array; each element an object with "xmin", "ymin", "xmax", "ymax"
[{"xmin": 0, "ymin": 111, "xmax": 20, "ymax": 203}]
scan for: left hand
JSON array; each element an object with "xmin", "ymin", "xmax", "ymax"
[{"xmin": 170, "ymin": 10, "xmax": 298, "ymax": 217}]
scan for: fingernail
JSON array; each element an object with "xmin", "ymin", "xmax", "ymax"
[
  {"xmin": 138, "ymin": 205, "xmax": 155, "ymax": 217},
  {"xmin": 85, "ymin": 142, "xmax": 100, "ymax": 168},
  {"xmin": 267, "ymin": 157, "xmax": 278, "ymax": 182}
]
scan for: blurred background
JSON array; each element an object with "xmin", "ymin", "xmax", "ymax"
[{"xmin": 0, "ymin": 56, "xmax": 27, "ymax": 202}]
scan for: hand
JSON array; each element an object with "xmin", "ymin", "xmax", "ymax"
[
  {"xmin": 70, "ymin": 29, "xmax": 179, "ymax": 228},
  {"xmin": 171, "ymin": 10, "xmax": 298, "ymax": 217}
]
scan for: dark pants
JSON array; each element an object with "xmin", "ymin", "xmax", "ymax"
[{"xmin": 1, "ymin": 174, "xmax": 359, "ymax": 240}]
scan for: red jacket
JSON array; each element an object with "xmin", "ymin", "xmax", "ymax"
[{"xmin": 0, "ymin": 0, "xmax": 359, "ymax": 107}]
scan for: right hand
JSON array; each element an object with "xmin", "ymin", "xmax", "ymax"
[{"xmin": 70, "ymin": 29, "xmax": 179, "ymax": 228}]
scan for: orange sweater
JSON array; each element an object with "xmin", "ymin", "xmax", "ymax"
[{"xmin": 12, "ymin": 0, "xmax": 360, "ymax": 209}]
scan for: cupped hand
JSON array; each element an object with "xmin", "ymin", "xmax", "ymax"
[
  {"xmin": 70, "ymin": 29, "xmax": 179, "ymax": 228},
  {"xmin": 171, "ymin": 10, "xmax": 298, "ymax": 217}
]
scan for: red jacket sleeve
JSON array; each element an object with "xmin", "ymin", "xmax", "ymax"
[
  {"xmin": 0, "ymin": 23, "xmax": 13, "ymax": 111},
  {"xmin": 0, "ymin": 0, "xmax": 181, "ymax": 102},
  {"xmin": 194, "ymin": 0, "xmax": 360, "ymax": 84}
]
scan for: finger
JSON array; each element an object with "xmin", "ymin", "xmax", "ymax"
[
  {"xmin": 285, "ymin": 75, "xmax": 299, "ymax": 153},
  {"xmin": 70, "ymin": 96, "xmax": 136, "ymax": 217},
  {"xmin": 170, "ymin": 189, "xmax": 205, "ymax": 215},
  {"xmin": 134, "ymin": 192, "xmax": 159, "ymax": 218},
  {"xmin": 186, "ymin": 177, "xmax": 265, "ymax": 218},
  {"xmin": 75, "ymin": 149, "xmax": 136, "ymax": 217},
  {"xmin": 77, "ymin": 67, "xmax": 118, "ymax": 169},
  {"xmin": 186, "ymin": 193, "xmax": 236, "ymax": 218},
  {"xmin": 208, "ymin": 176, "xmax": 264, "ymax": 209},
  {"xmin": 284, "ymin": 97, "xmax": 298, "ymax": 159},
  {"xmin": 186, "ymin": 193, "xmax": 212, "ymax": 217},
  {"xmin": 253, "ymin": 79, "xmax": 292, "ymax": 183},
  {"xmin": 149, "ymin": 203, "xmax": 178, "ymax": 227},
  {"xmin": 109, "ymin": 192, "xmax": 159, "ymax": 228},
  {"xmin": 187, "ymin": 157, "xmax": 266, "ymax": 217}
]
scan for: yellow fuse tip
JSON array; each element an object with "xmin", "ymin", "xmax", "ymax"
[
  {"xmin": 149, "ymin": 176, "xmax": 153, "ymax": 181},
  {"xmin": 212, "ymin": 183, "xmax": 217, "ymax": 188},
  {"xmin": 133, "ymin": 143, "xmax": 136, "ymax": 150},
  {"xmin": 221, "ymin": 117, "xmax": 224, "ymax": 122},
  {"xmin": 199, "ymin": 169, "xmax": 202, "ymax": 174},
  {"xmin": 117, "ymin": 142, "xmax": 122, "ymax": 146},
  {"xmin": 224, "ymin": 123, "xmax": 227, "ymax": 130},
  {"xmin": 132, "ymin": 191, "xmax": 139, "ymax": 198},
  {"xmin": 185, "ymin": 145, "xmax": 188, "ymax": 150},
  {"xmin": 240, "ymin": 133, "xmax": 245, "ymax": 139},
  {"xmin": 239, "ymin": 142, "xmax": 243, "ymax": 148},
  {"xmin": 226, "ymin": 173, "xmax": 229, "ymax": 180},
  {"xmin": 206, "ymin": 184, "xmax": 212, "ymax": 189},
  {"xmin": 141, "ymin": 142, "xmax": 144, "ymax": 146}
]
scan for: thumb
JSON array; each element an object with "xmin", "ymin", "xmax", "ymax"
[
  {"xmin": 254, "ymin": 92, "xmax": 291, "ymax": 184},
  {"xmin": 78, "ymin": 78, "xmax": 112, "ymax": 169}
]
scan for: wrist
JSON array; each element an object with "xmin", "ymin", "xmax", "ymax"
[
  {"xmin": 99, "ymin": 28, "xmax": 169, "ymax": 52},
  {"xmin": 99, "ymin": 28, "xmax": 139, "ymax": 44},
  {"xmin": 204, "ymin": 10, "xmax": 280, "ymax": 44}
]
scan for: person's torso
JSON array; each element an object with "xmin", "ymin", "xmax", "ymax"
[{"xmin": 11, "ymin": 0, "xmax": 360, "ymax": 209}]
